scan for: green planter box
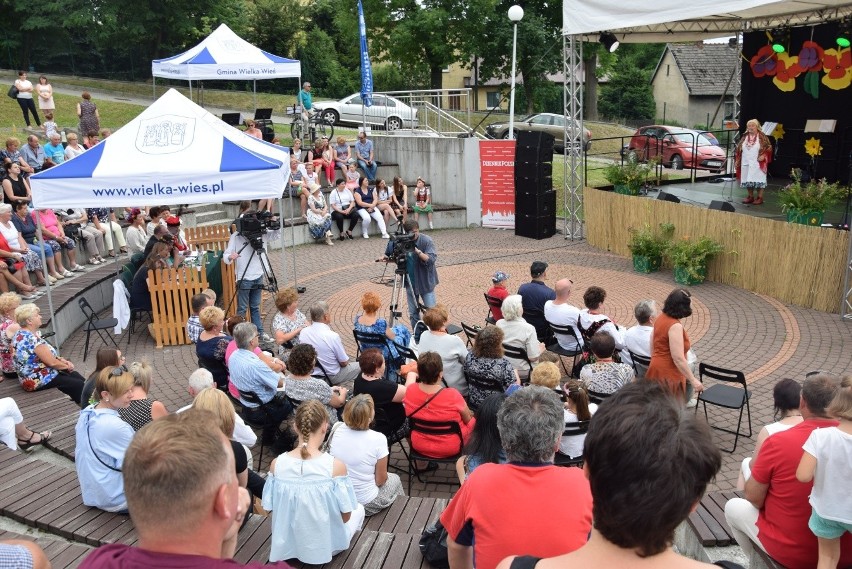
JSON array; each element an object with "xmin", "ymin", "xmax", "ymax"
[
  {"xmin": 785, "ymin": 210, "xmax": 824, "ymax": 226},
  {"xmin": 614, "ymin": 184, "xmax": 640, "ymax": 196},
  {"xmin": 674, "ymin": 265, "xmax": 707, "ymax": 286},
  {"xmin": 633, "ymin": 255, "xmax": 662, "ymax": 274}
]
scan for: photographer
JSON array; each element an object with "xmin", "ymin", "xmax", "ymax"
[
  {"xmin": 380, "ymin": 220, "xmax": 439, "ymax": 326},
  {"xmin": 224, "ymin": 209, "xmax": 275, "ymax": 342}
]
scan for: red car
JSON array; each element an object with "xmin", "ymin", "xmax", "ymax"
[{"xmin": 626, "ymin": 125, "xmax": 727, "ymax": 172}]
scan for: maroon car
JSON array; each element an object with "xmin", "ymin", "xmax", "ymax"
[{"xmin": 626, "ymin": 125, "xmax": 727, "ymax": 172}]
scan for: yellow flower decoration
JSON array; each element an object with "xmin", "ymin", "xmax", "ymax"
[
  {"xmin": 772, "ymin": 52, "xmax": 801, "ymax": 92},
  {"xmin": 804, "ymin": 137, "xmax": 823, "ymax": 157},
  {"xmin": 821, "ymin": 47, "xmax": 852, "ymax": 90},
  {"xmin": 772, "ymin": 124, "xmax": 785, "ymax": 140}
]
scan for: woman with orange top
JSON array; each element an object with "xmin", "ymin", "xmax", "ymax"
[{"xmin": 644, "ymin": 289, "xmax": 704, "ymax": 402}]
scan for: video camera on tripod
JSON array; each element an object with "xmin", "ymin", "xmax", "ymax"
[
  {"xmin": 234, "ymin": 210, "xmax": 281, "ymax": 250},
  {"xmin": 388, "ymin": 219, "xmax": 417, "ymax": 266}
]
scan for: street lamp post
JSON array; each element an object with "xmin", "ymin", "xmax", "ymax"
[{"xmin": 507, "ymin": 5, "xmax": 524, "ymax": 140}]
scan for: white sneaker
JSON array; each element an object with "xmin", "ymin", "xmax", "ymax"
[
  {"xmin": 362, "ymin": 234, "xmax": 370, "ymax": 239},
  {"xmin": 381, "ymin": 233, "xmax": 390, "ymax": 239},
  {"xmin": 429, "ymin": 222, "xmax": 434, "ymax": 230},
  {"xmin": 261, "ymin": 333, "xmax": 274, "ymax": 343},
  {"xmin": 686, "ymin": 398, "xmax": 698, "ymax": 408}
]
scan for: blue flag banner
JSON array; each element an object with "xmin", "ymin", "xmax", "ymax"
[{"xmin": 358, "ymin": 0, "xmax": 373, "ymax": 107}]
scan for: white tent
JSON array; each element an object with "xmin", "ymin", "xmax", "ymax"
[
  {"xmin": 29, "ymin": 88, "xmax": 287, "ymax": 209},
  {"xmin": 563, "ymin": 0, "xmax": 852, "ymax": 42}
]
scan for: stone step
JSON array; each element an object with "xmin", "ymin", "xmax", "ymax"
[
  {"xmin": 190, "ymin": 203, "xmax": 227, "ymax": 214},
  {"xmin": 195, "ymin": 210, "xmax": 230, "ymax": 225}
]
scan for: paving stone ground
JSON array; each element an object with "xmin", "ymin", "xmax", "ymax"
[{"xmin": 55, "ymin": 226, "xmax": 852, "ymax": 498}]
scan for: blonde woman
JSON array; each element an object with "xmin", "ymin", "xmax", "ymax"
[
  {"xmin": 0, "ymin": 293, "xmax": 23, "ymax": 378},
  {"xmin": 735, "ymin": 118, "xmax": 772, "ymax": 205},
  {"xmin": 329, "ymin": 395, "xmax": 404, "ymax": 515},
  {"xmin": 74, "ymin": 365, "xmax": 135, "ymax": 512},
  {"xmin": 263, "ymin": 400, "xmax": 364, "ymax": 564},
  {"xmin": 117, "ymin": 361, "xmax": 168, "ymax": 431},
  {"xmin": 64, "ymin": 133, "xmax": 86, "ymax": 161}
]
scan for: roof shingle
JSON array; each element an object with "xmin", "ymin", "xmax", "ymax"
[{"xmin": 667, "ymin": 43, "xmax": 739, "ymax": 96}]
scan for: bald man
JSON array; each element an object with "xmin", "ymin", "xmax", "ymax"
[{"xmin": 544, "ymin": 278, "xmax": 581, "ymax": 352}]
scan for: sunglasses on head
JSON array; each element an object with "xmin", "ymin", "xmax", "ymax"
[{"xmin": 111, "ymin": 364, "xmax": 128, "ymax": 376}]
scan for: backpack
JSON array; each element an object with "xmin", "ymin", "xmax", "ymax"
[{"xmin": 419, "ymin": 519, "xmax": 449, "ymax": 569}]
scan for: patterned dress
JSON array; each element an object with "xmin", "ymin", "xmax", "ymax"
[
  {"xmin": 118, "ymin": 399, "xmax": 154, "ymax": 431},
  {"xmin": 306, "ymin": 193, "xmax": 332, "ymax": 239},
  {"xmin": 463, "ymin": 353, "xmax": 516, "ymax": 410},
  {"xmin": 78, "ymin": 100, "xmax": 99, "ymax": 135},
  {"xmin": 353, "ymin": 316, "xmax": 411, "ymax": 368},
  {"xmin": 13, "ymin": 329, "xmax": 57, "ymax": 391}
]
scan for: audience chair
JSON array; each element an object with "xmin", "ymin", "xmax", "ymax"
[
  {"xmin": 502, "ymin": 343, "xmax": 533, "ymax": 383},
  {"xmin": 546, "ymin": 322, "xmax": 584, "ymax": 376},
  {"xmin": 628, "ymin": 350, "xmax": 651, "ymax": 380},
  {"xmin": 374, "ymin": 406, "xmax": 410, "ymax": 474},
  {"xmin": 805, "ymin": 370, "xmax": 833, "ymax": 377},
  {"xmin": 463, "ymin": 370, "xmax": 507, "ymax": 411},
  {"xmin": 78, "ymin": 297, "xmax": 119, "ymax": 361},
  {"xmin": 418, "ymin": 303, "xmax": 462, "ymax": 335},
  {"xmin": 412, "ymin": 320, "xmax": 428, "ymax": 344},
  {"xmin": 695, "ymin": 363, "xmax": 752, "ymax": 453},
  {"xmin": 407, "ymin": 417, "xmax": 464, "ymax": 493},
  {"xmin": 460, "ymin": 322, "xmax": 481, "ymax": 348},
  {"xmin": 553, "ymin": 420, "xmax": 590, "ymax": 468},
  {"xmin": 313, "ymin": 360, "xmax": 333, "ymax": 386},
  {"xmin": 237, "ymin": 389, "xmax": 294, "ymax": 468},
  {"xmin": 484, "ymin": 294, "xmax": 502, "ymax": 325},
  {"xmin": 353, "ymin": 330, "xmax": 396, "ymax": 379},
  {"xmin": 586, "ymin": 389, "xmax": 611, "ymax": 405}
]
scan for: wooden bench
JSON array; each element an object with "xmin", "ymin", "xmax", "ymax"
[
  {"xmin": 0, "ymin": 528, "xmax": 92, "ymax": 569},
  {"xmin": 686, "ymin": 490, "xmax": 741, "ymax": 547},
  {"xmin": 285, "ymin": 495, "xmax": 446, "ymax": 569}
]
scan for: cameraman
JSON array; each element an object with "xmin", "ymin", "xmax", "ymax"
[
  {"xmin": 381, "ymin": 220, "xmax": 439, "ymax": 326},
  {"xmin": 224, "ymin": 209, "xmax": 273, "ymax": 342}
]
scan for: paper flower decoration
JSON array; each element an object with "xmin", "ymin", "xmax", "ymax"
[
  {"xmin": 772, "ymin": 52, "xmax": 802, "ymax": 91},
  {"xmin": 821, "ymin": 47, "xmax": 852, "ymax": 90},
  {"xmin": 804, "ymin": 137, "xmax": 823, "ymax": 157},
  {"xmin": 772, "ymin": 124, "xmax": 785, "ymax": 139}
]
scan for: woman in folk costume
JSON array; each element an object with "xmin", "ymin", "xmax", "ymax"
[{"xmin": 735, "ymin": 119, "xmax": 773, "ymax": 205}]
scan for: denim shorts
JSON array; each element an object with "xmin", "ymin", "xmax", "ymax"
[{"xmin": 809, "ymin": 509, "xmax": 852, "ymax": 539}]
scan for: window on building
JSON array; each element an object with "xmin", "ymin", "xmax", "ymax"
[{"xmin": 486, "ymin": 91, "xmax": 501, "ymax": 109}]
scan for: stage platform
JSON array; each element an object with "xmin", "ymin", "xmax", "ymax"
[{"xmin": 634, "ymin": 178, "xmax": 850, "ymax": 226}]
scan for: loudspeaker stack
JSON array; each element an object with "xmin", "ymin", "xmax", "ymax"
[{"xmin": 514, "ymin": 131, "xmax": 556, "ymax": 240}]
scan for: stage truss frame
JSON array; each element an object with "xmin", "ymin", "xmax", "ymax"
[{"xmin": 562, "ymin": 35, "xmax": 584, "ymax": 240}]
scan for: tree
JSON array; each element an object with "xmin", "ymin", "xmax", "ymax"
[{"xmin": 598, "ymin": 65, "xmax": 655, "ymax": 122}]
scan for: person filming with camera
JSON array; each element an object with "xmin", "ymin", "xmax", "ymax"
[
  {"xmin": 379, "ymin": 220, "xmax": 438, "ymax": 327},
  {"xmin": 224, "ymin": 209, "xmax": 279, "ymax": 343}
]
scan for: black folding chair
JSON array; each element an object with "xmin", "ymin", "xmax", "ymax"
[
  {"xmin": 417, "ymin": 303, "xmax": 462, "ymax": 335},
  {"xmin": 461, "ymin": 322, "xmax": 481, "ymax": 348},
  {"xmin": 484, "ymin": 294, "xmax": 503, "ymax": 325},
  {"xmin": 353, "ymin": 329, "xmax": 396, "ymax": 379},
  {"xmin": 502, "ymin": 343, "xmax": 533, "ymax": 383},
  {"xmin": 546, "ymin": 322, "xmax": 584, "ymax": 376},
  {"xmin": 313, "ymin": 360, "xmax": 334, "ymax": 386},
  {"xmin": 696, "ymin": 363, "xmax": 752, "ymax": 453},
  {"xmin": 464, "ymin": 370, "xmax": 507, "ymax": 411},
  {"xmin": 586, "ymin": 389, "xmax": 611, "ymax": 405},
  {"xmin": 628, "ymin": 350, "xmax": 651, "ymax": 380},
  {"xmin": 553, "ymin": 420, "xmax": 590, "ymax": 468},
  {"xmin": 78, "ymin": 297, "xmax": 118, "ymax": 361},
  {"xmin": 407, "ymin": 417, "xmax": 464, "ymax": 493}
]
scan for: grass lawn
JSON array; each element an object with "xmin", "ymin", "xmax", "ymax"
[{"xmin": 0, "ymin": 92, "xmax": 146, "ymax": 133}]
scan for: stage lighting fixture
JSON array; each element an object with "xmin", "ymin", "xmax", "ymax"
[
  {"xmin": 838, "ymin": 18, "xmax": 851, "ymax": 48},
  {"xmin": 599, "ymin": 32, "xmax": 620, "ymax": 53},
  {"xmin": 770, "ymin": 27, "xmax": 789, "ymax": 53}
]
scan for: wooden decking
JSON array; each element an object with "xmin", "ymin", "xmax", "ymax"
[{"xmin": 687, "ymin": 490, "xmax": 742, "ymax": 547}]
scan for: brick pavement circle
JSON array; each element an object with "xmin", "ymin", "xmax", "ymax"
[{"xmin": 53, "ymin": 227, "xmax": 851, "ymax": 497}]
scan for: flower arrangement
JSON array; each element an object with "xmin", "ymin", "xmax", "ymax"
[
  {"xmin": 666, "ymin": 235, "xmax": 724, "ymax": 284},
  {"xmin": 779, "ymin": 169, "xmax": 848, "ymax": 215}
]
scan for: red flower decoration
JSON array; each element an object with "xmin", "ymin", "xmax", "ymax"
[
  {"xmin": 797, "ymin": 41, "xmax": 824, "ymax": 71},
  {"xmin": 751, "ymin": 45, "xmax": 778, "ymax": 77},
  {"xmin": 775, "ymin": 54, "xmax": 803, "ymax": 84},
  {"xmin": 824, "ymin": 47, "xmax": 852, "ymax": 79}
]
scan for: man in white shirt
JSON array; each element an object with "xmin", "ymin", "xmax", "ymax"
[
  {"xmin": 621, "ymin": 299, "xmax": 657, "ymax": 367},
  {"xmin": 299, "ymin": 301, "xmax": 359, "ymax": 386},
  {"xmin": 176, "ymin": 368, "xmax": 257, "ymax": 447},
  {"xmin": 224, "ymin": 209, "xmax": 274, "ymax": 341},
  {"xmin": 544, "ymin": 278, "xmax": 582, "ymax": 352}
]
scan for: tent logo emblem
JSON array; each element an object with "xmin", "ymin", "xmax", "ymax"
[
  {"xmin": 219, "ymin": 39, "xmax": 244, "ymax": 52},
  {"xmin": 137, "ymin": 116, "xmax": 196, "ymax": 154}
]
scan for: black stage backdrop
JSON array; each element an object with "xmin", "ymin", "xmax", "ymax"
[{"xmin": 741, "ymin": 22, "xmax": 851, "ymax": 184}]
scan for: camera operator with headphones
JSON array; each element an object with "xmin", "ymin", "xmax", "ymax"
[
  {"xmin": 379, "ymin": 219, "xmax": 439, "ymax": 326},
  {"xmin": 224, "ymin": 209, "xmax": 278, "ymax": 343}
]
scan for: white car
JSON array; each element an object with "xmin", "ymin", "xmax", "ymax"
[{"xmin": 313, "ymin": 93, "xmax": 419, "ymax": 131}]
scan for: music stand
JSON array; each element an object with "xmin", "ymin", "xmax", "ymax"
[
  {"xmin": 221, "ymin": 113, "xmax": 241, "ymax": 127},
  {"xmin": 254, "ymin": 108, "xmax": 273, "ymax": 121}
]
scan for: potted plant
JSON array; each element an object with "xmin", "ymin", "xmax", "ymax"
[
  {"xmin": 779, "ymin": 170, "xmax": 848, "ymax": 226},
  {"xmin": 627, "ymin": 222, "xmax": 674, "ymax": 273},
  {"xmin": 666, "ymin": 235, "xmax": 724, "ymax": 285},
  {"xmin": 603, "ymin": 160, "xmax": 653, "ymax": 196}
]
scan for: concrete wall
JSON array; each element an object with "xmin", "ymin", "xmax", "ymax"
[{"xmin": 374, "ymin": 135, "xmax": 482, "ymax": 227}]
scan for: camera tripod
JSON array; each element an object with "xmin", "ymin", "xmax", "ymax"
[
  {"xmin": 387, "ymin": 264, "xmax": 410, "ymax": 328},
  {"xmin": 224, "ymin": 237, "xmax": 279, "ymax": 323}
]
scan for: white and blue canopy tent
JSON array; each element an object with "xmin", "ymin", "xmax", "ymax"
[
  {"xmin": 151, "ymin": 23, "xmax": 302, "ymax": 108},
  {"xmin": 28, "ymin": 88, "xmax": 291, "ymax": 330}
]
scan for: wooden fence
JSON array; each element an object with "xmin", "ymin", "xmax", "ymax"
[
  {"xmin": 147, "ymin": 265, "xmax": 210, "ymax": 347},
  {"xmin": 186, "ymin": 225, "xmax": 238, "ymax": 321},
  {"xmin": 584, "ymin": 189, "xmax": 849, "ymax": 313}
]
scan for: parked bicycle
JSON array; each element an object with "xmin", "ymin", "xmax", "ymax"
[{"xmin": 290, "ymin": 107, "xmax": 334, "ymax": 142}]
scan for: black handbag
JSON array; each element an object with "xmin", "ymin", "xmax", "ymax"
[
  {"xmin": 419, "ymin": 519, "xmax": 449, "ymax": 569},
  {"xmin": 7, "ymin": 85, "xmax": 18, "ymax": 99}
]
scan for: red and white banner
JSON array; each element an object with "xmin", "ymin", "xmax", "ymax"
[{"xmin": 479, "ymin": 140, "xmax": 515, "ymax": 228}]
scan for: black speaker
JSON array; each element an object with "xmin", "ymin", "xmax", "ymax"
[
  {"xmin": 516, "ymin": 190, "xmax": 556, "ymax": 217},
  {"xmin": 515, "ymin": 130, "xmax": 555, "ymax": 162},
  {"xmin": 254, "ymin": 108, "xmax": 273, "ymax": 120},
  {"xmin": 515, "ymin": 212, "xmax": 556, "ymax": 240},
  {"xmin": 658, "ymin": 192, "xmax": 681, "ymax": 203},
  {"xmin": 515, "ymin": 160, "xmax": 552, "ymax": 190},
  {"xmin": 221, "ymin": 113, "xmax": 241, "ymax": 126},
  {"xmin": 516, "ymin": 145, "xmax": 554, "ymax": 163},
  {"xmin": 708, "ymin": 200, "xmax": 735, "ymax": 212}
]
